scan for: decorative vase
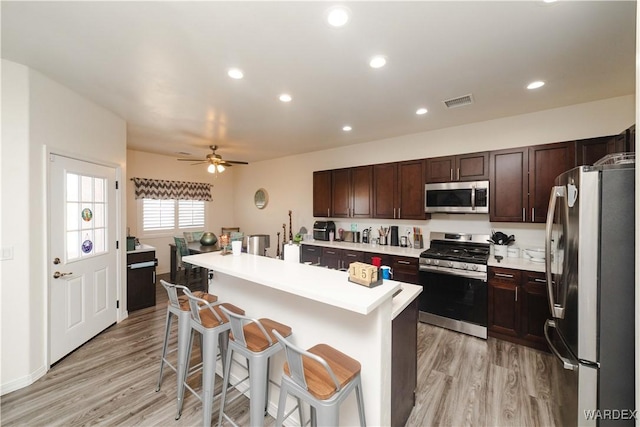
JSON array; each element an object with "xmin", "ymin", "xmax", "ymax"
[{"xmin": 200, "ymin": 232, "xmax": 218, "ymax": 246}]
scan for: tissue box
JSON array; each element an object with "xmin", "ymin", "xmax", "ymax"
[{"xmin": 348, "ymin": 262, "xmax": 382, "ymax": 287}]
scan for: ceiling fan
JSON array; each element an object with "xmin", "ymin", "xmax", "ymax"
[{"xmin": 177, "ymin": 145, "xmax": 248, "ymax": 174}]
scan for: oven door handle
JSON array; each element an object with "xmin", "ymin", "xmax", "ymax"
[{"xmin": 419, "ymin": 265, "xmax": 487, "ymax": 281}]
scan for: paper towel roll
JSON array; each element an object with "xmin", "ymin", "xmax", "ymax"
[{"xmin": 283, "ymin": 244, "xmax": 300, "ymax": 263}]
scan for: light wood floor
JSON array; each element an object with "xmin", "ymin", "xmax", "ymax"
[{"xmin": 1, "ymin": 273, "xmax": 562, "ymax": 426}]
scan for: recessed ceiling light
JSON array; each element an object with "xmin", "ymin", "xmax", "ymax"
[
  {"xmin": 369, "ymin": 55, "xmax": 387, "ymax": 69},
  {"xmin": 416, "ymin": 108, "xmax": 428, "ymax": 115},
  {"xmin": 527, "ymin": 80, "xmax": 545, "ymax": 90},
  {"xmin": 279, "ymin": 94, "xmax": 292, "ymax": 102},
  {"xmin": 326, "ymin": 6, "xmax": 350, "ymax": 27},
  {"xmin": 227, "ymin": 68, "xmax": 244, "ymax": 79},
  {"xmin": 342, "ymin": 125, "xmax": 352, "ymax": 132}
]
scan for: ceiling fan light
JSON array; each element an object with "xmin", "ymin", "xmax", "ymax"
[
  {"xmin": 207, "ymin": 164, "xmax": 216, "ymax": 173},
  {"xmin": 216, "ymin": 164, "xmax": 226, "ymax": 173}
]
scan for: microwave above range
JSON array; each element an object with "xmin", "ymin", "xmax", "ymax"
[{"xmin": 425, "ymin": 180, "xmax": 489, "ymax": 214}]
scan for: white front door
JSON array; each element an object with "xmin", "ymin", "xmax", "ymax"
[{"xmin": 49, "ymin": 154, "xmax": 118, "ymax": 364}]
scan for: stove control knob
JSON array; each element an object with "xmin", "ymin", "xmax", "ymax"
[
  {"xmin": 461, "ymin": 263, "xmax": 468, "ymax": 270},
  {"xmin": 447, "ymin": 261, "xmax": 454, "ymax": 268},
  {"xmin": 433, "ymin": 260, "xmax": 440, "ymax": 266},
  {"xmin": 471, "ymin": 265, "xmax": 478, "ymax": 271},
  {"xmin": 424, "ymin": 259, "xmax": 431, "ymax": 265}
]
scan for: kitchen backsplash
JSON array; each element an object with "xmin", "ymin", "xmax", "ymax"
[{"xmin": 330, "ymin": 213, "xmax": 545, "ymax": 251}]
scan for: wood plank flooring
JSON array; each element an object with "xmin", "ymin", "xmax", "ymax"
[{"xmin": 1, "ymin": 273, "xmax": 562, "ymax": 426}]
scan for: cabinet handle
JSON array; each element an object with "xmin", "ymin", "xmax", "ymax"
[
  {"xmin": 398, "ymin": 208, "xmax": 401, "ymax": 218},
  {"xmin": 531, "ymin": 208, "xmax": 535, "ymax": 222},
  {"xmin": 318, "ymin": 257, "xmax": 321, "ymax": 265},
  {"xmin": 450, "ymin": 169, "xmax": 453, "ymax": 181},
  {"xmin": 393, "ymin": 208, "xmax": 396, "ymax": 219},
  {"xmin": 515, "ymin": 287, "xmax": 518, "ymax": 302},
  {"xmin": 327, "ymin": 250, "xmax": 335, "ymax": 255},
  {"xmin": 347, "ymin": 253, "xmax": 357, "ymax": 257},
  {"xmin": 457, "ymin": 168, "xmax": 460, "ymax": 181},
  {"xmin": 534, "ymin": 278, "xmax": 546, "ymax": 283},
  {"xmin": 327, "ymin": 208, "xmax": 330, "ymax": 217},
  {"xmin": 308, "ymin": 248, "xmax": 316, "ymax": 252},
  {"xmin": 522, "ymin": 208, "xmax": 525, "ymax": 222},
  {"xmin": 495, "ymin": 273, "xmax": 514, "ymax": 279},
  {"xmin": 397, "ymin": 260, "xmax": 411, "ymax": 265}
]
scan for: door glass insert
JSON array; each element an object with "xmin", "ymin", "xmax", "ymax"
[{"xmin": 66, "ymin": 173, "xmax": 108, "ymax": 261}]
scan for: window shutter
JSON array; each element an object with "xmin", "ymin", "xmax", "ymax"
[
  {"xmin": 142, "ymin": 199, "xmax": 175, "ymax": 230},
  {"xmin": 178, "ymin": 200, "xmax": 205, "ymax": 228}
]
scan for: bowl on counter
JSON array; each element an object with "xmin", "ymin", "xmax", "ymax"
[{"xmin": 524, "ymin": 248, "xmax": 545, "ymax": 262}]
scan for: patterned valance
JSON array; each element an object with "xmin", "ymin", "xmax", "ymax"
[{"xmin": 132, "ymin": 178, "xmax": 212, "ymax": 201}]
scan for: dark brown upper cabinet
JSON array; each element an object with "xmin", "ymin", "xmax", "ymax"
[
  {"xmin": 373, "ymin": 160, "xmax": 427, "ymax": 220},
  {"xmin": 331, "ymin": 166, "xmax": 373, "ymax": 218},
  {"xmin": 490, "ymin": 142, "xmax": 575, "ymax": 223},
  {"xmin": 425, "ymin": 152, "xmax": 489, "ymax": 183},
  {"xmin": 312, "ymin": 170, "xmax": 332, "ymax": 217}
]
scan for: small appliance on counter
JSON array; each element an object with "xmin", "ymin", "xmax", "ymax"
[
  {"xmin": 245, "ymin": 234, "xmax": 270, "ymax": 256},
  {"xmin": 390, "ymin": 226, "xmax": 399, "ymax": 246},
  {"xmin": 313, "ymin": 220, "xmax": 336, "ymax": 241},
  {"xmin": 342, "ymin": 231, "xmax": 361, "ymax": 243},
  {"xmin": 362, "ymin": 228, "xmax": 371, "ymax": 244}
]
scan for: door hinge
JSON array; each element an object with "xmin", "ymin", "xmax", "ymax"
[
  {"xmin": 115, "ymin": 181, "xmax": 119, "ymax": 190},
  {"xmin": 116, "ymin": 300, "xmax": 119, "ymax": 309},
  {"xmin": 116, "ymin": 241, "xmax": 119, "ymax": 249}
]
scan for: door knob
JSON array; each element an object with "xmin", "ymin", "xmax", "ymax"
[{"xmin": 53, "ymin": 271, "xmax": 73, "ymax": 279}]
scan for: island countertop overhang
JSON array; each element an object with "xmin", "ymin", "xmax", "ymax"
[{"xmin": 183, "ymin": 252, "xmax": 409, "ymax": 315}]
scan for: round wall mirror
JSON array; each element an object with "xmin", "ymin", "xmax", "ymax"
[{"xmin": 254, "ymin": 188, "xmax": 268, "ymax": 209}]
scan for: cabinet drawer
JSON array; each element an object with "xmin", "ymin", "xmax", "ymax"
[
  {"xmin": 127, "ymin": 251, "xmax": 155, "ymax": 264},
  {"xmin": 488, "ymin": 267, "xmax": 522, "ymax": 284},
  {"xmin": 392, "ymin": 256, "xmax": 419, "ymax": 284}
]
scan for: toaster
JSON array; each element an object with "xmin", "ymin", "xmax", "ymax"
[{"xmin": 313, "ymin": 221, "xmax": 336, "ymax": 241}]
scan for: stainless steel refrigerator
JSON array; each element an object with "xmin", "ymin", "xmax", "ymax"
[{"xmin": 544, "ymin": 162, "xmax": 635, "ymax": 426}]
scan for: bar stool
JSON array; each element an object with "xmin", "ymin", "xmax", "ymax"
[
  {"xmin": 217, "ymin": 306, "xmax": 302, "ymax": 427},
  {"xmin": 179, "ymin": 288, "xmax": 245, "ymax": 426},
  {"xmin": 272, "ymin": 330, "xmax": 366, "ymax": 427},
  {"xmin": 156, "ymin": 280, "xmax": 218, "ymax": 419}
]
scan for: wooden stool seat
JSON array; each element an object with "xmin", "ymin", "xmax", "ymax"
[
  {"xmin": 174, "ymin": 292, "xmax": 217, "ymax": 311},
  {"xmin": 199, "ymin": 303, "xmax": 244, "ymax": 328},
  {"xmin": 284, "ymin": 343, "xmax": 361, "ymax": 400},
  {"xmin": 235, "ymin": 318, "xmax": 292, "ymax": 352}
]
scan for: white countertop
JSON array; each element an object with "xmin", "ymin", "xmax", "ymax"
[
  {"xmin": 184, "ymin": 252, "xmax": 420, "ymax": 316},
  {"xmin": 126, "ymin": 243, "xmax": 155, "ymax": 254},
  {"xmin": 487, "ymin": 256, "xmax": 545, "ymax": 272},
  {"xmin": 391, "ymin": 283, "xmax": 422, "ymax": 319},
  {"xmin": 301, "ymin": 240, "xmax": 424, "ymax": 258}
]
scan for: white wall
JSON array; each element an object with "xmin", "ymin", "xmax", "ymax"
[
  {"xmin": 233, "ymin": 95, "xmax": 635, "ymax": 257},
  {"xmin": 126, "ymin": 150, "xmax": 236, "ymax": 274},
  {"xmin": 0, "ymin": 60, "xmax": 127, "ymax": 394}
]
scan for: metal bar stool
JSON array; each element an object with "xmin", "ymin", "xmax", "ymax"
[
  {"xmin": 180, "ymin": 288, "xmax": 245, "ymax": 427},
  {"xmin": 272, "ymin": 330, "xmax": 366, "ymax": 427},
  {"xmin": 217, "ymin": 306, "xmax": 303, "ymax": 427},
  {"xmin": 156, "ymin": 280, "xmax": 218, "ymax": 419}
]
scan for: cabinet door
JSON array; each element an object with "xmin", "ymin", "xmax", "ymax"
[
  {"xmin": 391, "ymin": 256, "xmax": 419, "ymax": 284},
  {"xmin": 301, "ymin": 245, "xmax": 322, "ymax": 265},
  {"xmin": 332, "ymin": 168, "xmax": 351, "ymax": 218},
  {"xmin": 576, "ymin": 136, "xmax": 615, "ymax": 166},
  {"xmin": 398, "ymin": 160, "xmax": 426, "ymax": 220},
  {"xmin": 351, "ymin": 166, "xmax": 373, "ymax": 218},
  {"xmin": 373, "ymin": 163, "xmax": 398, "ymax": 219},
  {"xmin": 425, "ymin": 156, "xmax": 455, "ymax": 183},
  {"xmin": 322, "ymin": 248, "xmax": 342, "ymax": 270},
  {"xmin": 313, "ymin": 171, "xmax": 332, "ymax": 217},
  {"xmin": 456, "ymin": 152, "xmax": 489, "ymax": 181},
  {"xmin": 342, "ymin": 249, "xmax": 364, "ymax": 269},
  {"xmin": 521, "ymin": 272, "xmax": 550, "ymax": 349},
  {"xmin": 488, "ymin": 267, "xmax": 521, "ymax": 338},
  {"xmin": 490, "ymin": 148, "xmax": 528, "ymax": 222},
  {"xmin": 528, "ymin": 142, "xmax": 575, "ymax": 223}
]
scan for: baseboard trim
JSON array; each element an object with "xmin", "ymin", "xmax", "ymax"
[{"xmin": 1, "ymin": 365, "xmax": 48, "ymax": 396}]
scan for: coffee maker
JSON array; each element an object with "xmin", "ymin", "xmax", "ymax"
[{"xmin": 362, "ymin": 228, "xmax": 370, "ymax": 244}]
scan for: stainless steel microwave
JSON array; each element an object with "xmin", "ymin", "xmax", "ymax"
[{"xmin": 425, "ymin": 180, "xmax": 489, "ymax": 213}]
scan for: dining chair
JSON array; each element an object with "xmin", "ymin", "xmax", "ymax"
[{"xmin": 174, "ymin": 236, "xmax": 200, "ymax": 287}]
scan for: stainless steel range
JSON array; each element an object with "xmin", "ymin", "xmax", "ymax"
[{"xmin": 418, "ymin": 232, "xmax": 490, "ymax": 339}]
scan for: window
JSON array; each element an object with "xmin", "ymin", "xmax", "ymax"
[{"xmin": 141, "ymin": 199, "xmax": 205, "ymax": 234}]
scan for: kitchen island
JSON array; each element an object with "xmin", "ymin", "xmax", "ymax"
[{"xmin": 183, "ymin": 251, "xmax": 421, "ymax": 426}]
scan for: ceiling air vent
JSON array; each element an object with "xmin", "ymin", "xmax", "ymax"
[{"xmin": 443, "ymin": 94, "xmax": 474, "ymax": 109}]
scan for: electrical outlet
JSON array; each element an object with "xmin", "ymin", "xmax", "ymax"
[
  {"xmin": 404, "ymin": 227, "xmax": 412, "ymax": 235},
  {"xmin": 1, "ymin": 246, "xmax": 14, "ymax": 261}
]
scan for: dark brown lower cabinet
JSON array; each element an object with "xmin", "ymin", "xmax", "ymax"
[
  {"xmin": 127, "ymin": 250, "xmax": 156, "ymax": 312},
  {"xmin": 392, "ymin": 298, "xmax": 418, "ymax": 427},
  {"xmin": 391, "ymin": 256, "xmax": 419, "ymax": 284},
  {"xmin": 301, "ymin": 244, "xmax": 322, "ymax": 265},
  {"xmin": 488, "ymin": 267, "xmax": 549, "ymax": 351}
]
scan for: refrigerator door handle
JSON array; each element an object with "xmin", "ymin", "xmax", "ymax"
[
  {"xmin": 544, "ymin": 319, "xmax": 578, "ymax": 371},
  {"xmin": 545, "ymin": 185, "xmax": 566, "ymax": 319}
]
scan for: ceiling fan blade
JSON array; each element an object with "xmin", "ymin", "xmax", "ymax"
[
  {"xmin": 190, "ymin": 161, "xmax": 207, "ymax": 165},
  {"xmin": 177, "ymin": 158, "xmax": 201, "ymax": 161},
  {"xmin": 224, "ymin": 160, "xmax": 249, "ymax": 165}
]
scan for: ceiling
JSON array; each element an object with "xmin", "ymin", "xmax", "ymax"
[{"xmin": 1, "ymin": 1, "xmax": 636, "ymax": 164}]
